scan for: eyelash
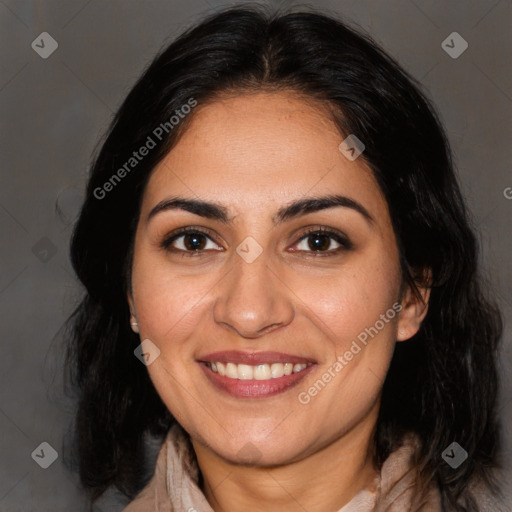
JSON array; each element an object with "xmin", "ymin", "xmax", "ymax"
[{"xmin": 160, "ymin": 226, "xmax": 352, "ymax": 257}]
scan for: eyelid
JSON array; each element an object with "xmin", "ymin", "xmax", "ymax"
[
  {"xmin": 160, "ymin": 225, "xmax": 352, "ymax": 256},
  {"xmin": 160, "ymin": 225, "xmax": 224, "ymax": 251},
  {"xmin": 290, "ymin": 226, "xmax": 353, "ymax": 253}
]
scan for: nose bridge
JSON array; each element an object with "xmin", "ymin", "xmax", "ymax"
[{"xmin": 213, "ymin": 249, "xmax": 294, "ymax": 338}]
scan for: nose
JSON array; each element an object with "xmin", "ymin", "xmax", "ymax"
[{"xmin": 213, "ymin": 253, "xmax": 295, "ymax": 339}]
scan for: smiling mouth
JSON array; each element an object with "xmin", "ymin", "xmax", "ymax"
[
  {"xmin": 198, "ymin": 351, "xmax": 316, "ymax": 398},
  {"xmin": 204, "ymin": 361, "xmax": 313, "ymax": 380}
]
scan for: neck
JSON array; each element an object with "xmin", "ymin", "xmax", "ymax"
[{"xmin": 191, "ymin": 405, "xmax": 380, "ymax": 512}]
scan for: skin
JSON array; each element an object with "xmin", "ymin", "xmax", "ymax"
[{"xmin": 128, "ymin": 92, "xmax": 430, "ymax": 512}]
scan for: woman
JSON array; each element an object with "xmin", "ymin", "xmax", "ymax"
[{"xmin": 66, "ymin": 6, "xmax": 507, "ymax": 511}]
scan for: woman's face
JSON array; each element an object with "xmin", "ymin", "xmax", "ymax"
[{"xmin": 129, "ymin": 92, "xmax": 422, "ymax": 466}]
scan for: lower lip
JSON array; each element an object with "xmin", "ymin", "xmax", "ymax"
[{"xmin": 199, "ymin": 363, "xmax": 315, "ymax": 399}]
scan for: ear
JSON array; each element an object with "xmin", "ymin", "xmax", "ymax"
[
  {"xmin": 127, "ymin": 293, "xmax": 139, "ymax": 334},
  {"xmin": 396, "ymin": 270, "xmax": 432, "ymax": 342}
]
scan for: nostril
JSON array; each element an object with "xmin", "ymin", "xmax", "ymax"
[{"xmin": 256, "ymin": 323, "xmax": 283, "ymax": 336}]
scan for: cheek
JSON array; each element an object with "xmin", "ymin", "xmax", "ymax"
[
  {"xmin": 131, "ymin": 255, "xmax": 217, "ymax": 341},
  {"xmin": 293, "ymin": 267, "xmax": 399, "ymax": 435},
  {"xmin": 130, "ymin": 257, "xmax": 215, "ymax": 424},
  {"xmin": 292, "ymin": 255, "xmax": 401, "ymax": 349}
]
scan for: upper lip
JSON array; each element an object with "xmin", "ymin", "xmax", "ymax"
[{"xmin": 198, "ymin": 350, "xmax": 316, "ymax": 365}]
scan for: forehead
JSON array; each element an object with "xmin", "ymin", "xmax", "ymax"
[{"xmin": 142, "ymin": 92, "xmax": 387, "ymax": 222}]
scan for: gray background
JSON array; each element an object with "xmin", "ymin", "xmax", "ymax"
[{"xmin": 0, "ymin": 0, "xmax": 511, "ymax": 510}]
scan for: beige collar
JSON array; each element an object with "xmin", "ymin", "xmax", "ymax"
[{"xmin": 123, "ymin": 423, "xmax": 445, "ymax": 512}]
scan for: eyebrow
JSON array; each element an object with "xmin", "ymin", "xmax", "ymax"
[{"xmin": 146, "ymin": 194, "xmax": 374, "ymax": 225}]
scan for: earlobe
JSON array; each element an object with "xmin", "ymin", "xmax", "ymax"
[
  {"xmin": 130, "ymin": 317, "xmax": 139, "ymax": 333},
  {"xmin": 396, "ymin": 274, "xmax": 431, "ymax": 342},
  {"xmin": 127, "ymin": 294, "xmax": 139, "ymax": 333}
]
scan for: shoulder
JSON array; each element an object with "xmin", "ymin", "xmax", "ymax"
[
  {"xmin": 121, "ymin": 436, "xmax": 171, "ymax": 512},
  {"xmin": 464, "ymin": 471, "xmax": 512, "ymax": 512},
  {"xmin": 376, "ymin": 434, "xmax": 442, "ymax": 511}
]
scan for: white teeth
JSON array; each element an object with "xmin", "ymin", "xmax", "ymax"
[
  {"xmin": 238, "ymin": 364, "xmax": 253, "ymax": 380},
  {"xmin": 270, "ymin": 363, "xmax": 284, "ymax": 378},
  {"xmin": 226, "ymin": 362, "xmax": 238, "ymax": 379},
  {"xmin": 254, "ymin": 364, "xmax": 271, "ymax": 380},
  {"xmin": 207, "ymin": 361, "xmax": 312, "ymax": 380},
  {"xmin": 293, "ymin": 363, "xmax": 307, "ymax": 373}
]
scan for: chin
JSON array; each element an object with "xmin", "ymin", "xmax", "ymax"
[{"xmin": 206, "ymin": 429, "xmax": 310, "ymax": 467}]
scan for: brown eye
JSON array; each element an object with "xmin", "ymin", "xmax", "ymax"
[
  {"xmin": 292, "ymin": 227, "xmax": 352, "ymax": 255},
  {"xmin": 306, "ymin": 233, "xmax": 332, "ymax": 251},
  {"xmin": 182, "ymin": 232, "xmax": 207, "ymax": 250},
  {"xmin": 161, "ymin": 228, "xmax": 223, "ymax": 253}
]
